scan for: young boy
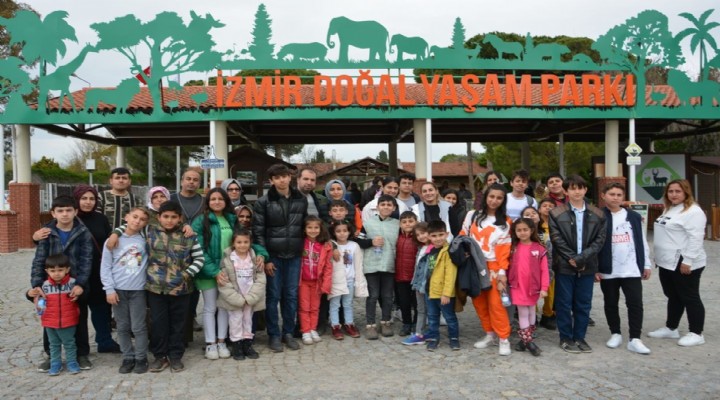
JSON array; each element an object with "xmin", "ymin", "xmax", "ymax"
[
  {"xmin": 29, "ymin": 195, "xmax": 93, "ymax": 372},
  {"xmin": 546, "ymin": 173, "xmax": 567, "ymax": 207},
  {"xmin": 395, "ymin": 211, "xmax": 419, "ymax": 336},
  {"xmin": 424, "ymin": 221, "xmax": 460, "ymax": 351},
  {"xmin": 38, "ymin": 254, "xmax": 82, "ymax": 375},
  {"xmin": 549, "ymin": 175, "xmax": 606, "ymax": 354},
  {"xmin": 100, "ymin": 207, "xmax": 151, "ymax": 374},
  {"xmin": 596, "ymin": 183, "xmax": 652, "ymax": 354},
  {"xmin": 145, "ymin": 201, "xmax": 204, "ymax": 373},
  {"xmin": 506, "ymin": 169, "xmax": 538, "ymax": 221},
  {"xmin": 355, "ymin": 194, "xmax": 400, "ymax": 339},
  {"xmin": 328, "ymin": 199, "xmax": 350, "ymax": 223}
]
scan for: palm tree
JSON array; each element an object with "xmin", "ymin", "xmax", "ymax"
[{"xmin": 676, "ymin": 9, "xmax": 720, "ymax": 81}]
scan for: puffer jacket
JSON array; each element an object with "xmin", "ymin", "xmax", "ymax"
[
  {"xmin": 41, "ymin": 275, "xmax": 80, "ymax": 329},
  {"xmin": 31, "ymin": 218, "xmax": 93, "ymax": 290},
  {"xmin": 217, "ymin": 248, "xmax": 266, "ymax": 311},
  {"xmin": 252, "ymin": 186, "xmax": 308, "ymax": 259},
  {"xmin": 394, "ymin": 232, "xmax": 418, "ymax": 282},
  {"xmin": 549, "ymin": 203, "xmax": 607, "ymax": 276}
]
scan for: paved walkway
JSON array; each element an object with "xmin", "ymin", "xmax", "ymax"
[{"xmin": 1, "ymin": 238, "xmax": 718, "ymax": 399}]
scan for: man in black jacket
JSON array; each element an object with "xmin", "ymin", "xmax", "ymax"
[
  {"xmin": 253, "ymin": 164, "xmax": 308, "ymax": 352},
  {"xmin": 549, "ymin": 175, "xmax": 606, "ymax": 354}
]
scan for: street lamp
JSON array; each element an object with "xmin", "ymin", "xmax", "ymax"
[
  {"xmin": 86, "ymin": 159, "xmax": 96, "ymax": 185},
  {"xmin": 71, "ymin": 73, "xmax": 92, "ymax": 87}
]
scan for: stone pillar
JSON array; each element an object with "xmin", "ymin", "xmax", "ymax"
[
  {"xmin": 0, "ymin": 211, "xmax": 19, "ymax": 253},
  {"xmin": 210, "ymin": 121, "xmax": 229, "ymax": 186},
  {"xmin": 8, "ymin": 182, "xmax": 40, "ymax": 249},
  {"xmin": 116, "ymin": 146, "xmax": 126, "ymax": 168},
  {"xmin": 413, "ymin": 119, "xmax": 428, "ymax": 181},
  {"xmin": 15, "ymin": 124, "xmax": 31, "ymax": 183}
]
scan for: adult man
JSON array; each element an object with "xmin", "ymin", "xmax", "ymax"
[
  {"xmin": 97, "ymin": 167, "xmax": 138, "ymax": 230},
  {"xmin": 296, "ymin": 168, "xmax": 329, "ymax": 221},
  {"xmin": 396, "ymin": 173, "xmax": 421, "ymax": 209},
  {"xmin": 253, "ymin": 164, "xmax": 308, "ymax": 352}
]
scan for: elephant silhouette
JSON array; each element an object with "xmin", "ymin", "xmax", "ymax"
[
  {"xmin": 390, "ymin": 34, "xmax": 429, "ymax": 61},
  {"xmin": 327, "ymin": 16, "xmax": 389, "ymax": 63},
  {"xmin": 277, "ymin": 42, "xmax": 328, "ymax": 62}
]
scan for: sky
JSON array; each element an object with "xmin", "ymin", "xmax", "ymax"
[{"xmin": 22, "ymin": 0, "xmax": 719, "ymax": 165}]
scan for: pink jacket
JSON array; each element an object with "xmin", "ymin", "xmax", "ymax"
[{"xmin": 508, "ymin": 242, "xmax": 549, "ymax": 304}]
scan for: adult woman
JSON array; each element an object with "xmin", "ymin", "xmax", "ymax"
[
  {"xmin": 649, "ymin": 179, "xmax": 707, "ymax": 347},
  {"xmin": 474, "ymin": 171, "xmax": 501, "ymax": 211},
  {"xmin": 361, "ymin": 176, "xmax": 410, "ymax": 222},
  {"xmin": 412, "ymin": 182, "xmax": 456, "ymax": 239},
  {"xmin": 220, "ymin": 179, "xmax": 247, "ymax": 216},
  {"xmin": 146, "ymin": 186, "xmax": 171, "ymax": 227},
  {"xmin": 459, "ymin": 183, "xmax": 513, "ymax": 356},
  {"xmin": 324, "ymin": 179, "xmax": 356, "ymax": 224}
]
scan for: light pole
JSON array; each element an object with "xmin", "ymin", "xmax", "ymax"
[{"xmin": 86, "ymin": 159, "xmax": 96, "ymax": 185}]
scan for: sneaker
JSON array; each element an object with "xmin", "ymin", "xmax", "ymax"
[
  {"xmin": 627, "ymin": 338, "xmax": 651, "ymax": 354},
  {"xmin": 302, "ymin": 332, "xmax": 314, "ymax": 345},
  {"xmin": 559, "ymin": 338, "xmax": 581, "ymax": 354},
  {"xmin": 498, "ymin": 339, "xmax": 511, "ymax": 356},
  {"xmin": 66, "ymin": 361, "xmax": 81, "ymax": 374},
  {"xmin": 450, "ymin": 338, "xmax": 461, "ymax": 351},
  {"xmin": 648, "ymin": 327, "xmax": 680, "ymax": 339},
  {"xmin": 310, "ymin": 330, "xmax": 322, "ymax": 343},
  {"xmin": 232, "ymin": 341, "xmax": 245, "ymax": 361},
  {"xmin": 268, "ymin": 336, "xmax": 283, "ymax": 353},
  {"xmin": 37, "ymin": 359, "xmax": 51, "ymax": 373},
  {"xmin": 365, "ymin": 324, "xmax": 379, "ymax": 340},
  {"xmin": 169, "ymin": 358, "xmax": 184, "ymax": 373},
  {"xmin": 606, "ymin": 334, "xmax": 623, "ymax": 349},
  {"xmin": 343, "ymin": 324, "xmax": 361, "ymax": 338},
  {"xmin": 119, "ymin": 359, "xmax": 135, "ymax": 374},
  {"xmin": 133, "ymin": 359, "xmax": 149, "ymax": 374},
  {"xmin": 399, "ymin": 324, "xmax": 412, "ymax": 337},
  {"xmin": 77, "ymin": 355, "xmax": 93, "ymax": 370},
  {"xmin": 216, "ymin": 342, "xmax": 231, "ymax": 359},
  {"xmin": 149, "ymin": 357, "xmax": 169, "ymax": 373},
  {"xmin": 526, "ymin": 341, "xmax": 542, "ymax": 357},
  {"xmin": 282, "ymin": 333, "xmax": 300, "ymax": 350},
  {"xmin": 473, "ymin": 334, "xmax": 498, "ymax": 349},
  {"xmin": 48, "ymin": 361, "xmax": 62, "ymax": 376},
  {"xmin": 205, "ymin": 344, "xmax": 219, "ymax": 360},
  {"xmin": 539, "ymin": 315, "xmax": 557, "ymax": 330},
  {"xmin": 426, "ymin": 339, "xmax": 438, "ymax": 352},
  {"xmin": 331, "ymin": 325, "xmax": 344, "ymax": 340},
  {"xmin": 576, "ymin": 339, "xmax": 593, "ymax": 353},
  {"xmin": 241, "ymin": 340, "xmax": 259, "ymax": 360},
  {"xmin": 678, "ymin": 332, "xmax": 705, "ymax": 347},
  {"xmin": 402, "ymin": 333, "xmax": 426, "ymax": 346},
  {"xmin": 380, "ymin": 321, "xmax": 394, "ymax": 337}
]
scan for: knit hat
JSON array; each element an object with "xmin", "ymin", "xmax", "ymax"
[
  {"xmin": 146, "ymin": 186, "xmax": 171, "ymax": 211},
  {"xmin": 72, "ymin": 184, "xmax": 99, "ymax": 215}
]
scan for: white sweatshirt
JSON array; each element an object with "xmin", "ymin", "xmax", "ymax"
[{"xmin": 653, "ymin": 203, "xmax": 707, "ymax": 270}]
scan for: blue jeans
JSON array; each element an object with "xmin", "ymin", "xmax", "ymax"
[
  {"xmin": 425, "ymin": 294, "xmax": 459, "ymax": 342},
  {"xmin": 329, "ymin": 281, "xmax": 354, "ymax": 326},
  {"xmin": 265, "ymin": 256, "xmax": 301, "ymax": 338},
  {"xmin": 47, "ymin": 326, "xmax": 77, "ymax": 364},
  {"xmin": 555, "ymin": 273, "xmax": 594, "ymax": 341}
]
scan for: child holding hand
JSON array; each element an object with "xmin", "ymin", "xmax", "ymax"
[{"xmin": 298, "ymin": 216, "xmax": 334, "ymax": 345}]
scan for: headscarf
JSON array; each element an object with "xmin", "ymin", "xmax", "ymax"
[
  {"xmin": 146, "ymin": 186, "xmax": 171, "ymax": 211},
  {"xmin": 72, "ymin": 184, "xmax": 99, "ymax": 216},
  {"xmin": 220, "ymin": 178, "xmax": 244, "ymax": 207},
  {"xmin": 324, "ymin": 179, "xmax": 347, "ymax": 201}
]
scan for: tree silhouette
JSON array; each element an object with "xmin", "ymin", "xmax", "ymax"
[
  {"xmin": 451, "ymin": 18, "xmax": 466, "ymax": 49},
  {"xmin": 0, "ymin": 9, "xmax": 76, "ymax": 67},
  {"xmin": 246, "ymin": 4, "xmax": 275, "ymax": 61},
  {"xmin": 676, "ymin": 9, "xmax": 719, "ymax": 81}
]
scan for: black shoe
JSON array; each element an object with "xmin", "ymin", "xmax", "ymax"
[
  {"xmin": 37, "ymin": 359, "xmax": 51, "ymax": 372},
  {"xmin": 98, "ymin": 342, "xmax": 122, "ymax": 353},
  {"xmin": 449, "ymin": 338, "xmax": 460, "ymax": 351},
  {"xmin": 118, "ymin": 359, "xmax": 135, "ymax": 374},
  {"xmin": 169, "ymin": 358, "xmax": 184, "ymax": 373},
  {"xmin": 242, "ymin": 340, "xmax": 260, "ymax": 360},
  {"xmin": 539, "ymin": 316, "xmax": 557, "ymax": 330},
  {"xmin": 526, "ymin": 341, "xmax": 542, "ymax": 356},
  {"xmin": 399, "ymin": 324, "xmax": 412, "ymax": 337},
  {"xmin": 575, "ymin": 339, "xmax": 593, "ymax": 353},
  {"xmin": 133, "ymin": 359, "xmax": 148, "ymax": 374},
  {"xmin": 559, "ymin": 338, "xmax": 581, "ymax": 354},
  {"xmin": 282, "ymin": 333, "xmax": 300, "ymax": 350},
  {"xmin": 77, "ymin": 355, "xmax": 93, "ymax": 370},
  {"xmin": 515, "ymin": 341, "xmax": 526, "ymax": 352},
  {"xmin": 426, "ymin": 339, "xmax": 438, "ymax": 352},
  {"xmin": 268, "ymin": 336, "xmax": 283, "ymax": 353},
  {"xmin": 588, "ymin": 317, "xmax": 596, "ymax": 327},
  {"xmin": 232, "ymin": 341, "xmax": 245, "ymax": 361},
  {"xmin": 149, "ymin": 357, "xmax": 169, "ymax": 373}
]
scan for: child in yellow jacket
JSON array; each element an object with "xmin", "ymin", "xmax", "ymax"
[{"xmin": 424, "ymin": 221, "xmax": 459, "ymax": 351}]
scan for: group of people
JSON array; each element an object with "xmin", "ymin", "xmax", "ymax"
[{"xmin": 26, "ymin": 163, "xmax": 708, "ymax": 376}]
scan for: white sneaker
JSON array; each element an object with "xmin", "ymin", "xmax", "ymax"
[
  {"xmin": 498, "ymin": 338, "xmax": 511, "ymax": 356},
  {"xmin": 647, "ymin": 327, "xmax": 680, "ymax": 339},
  {"xmin": 606, "ymin": 334, "xmax": 623, "ymax": 349},
  {"xmin": 205, "ymin": 344, "xmax": 219, "ymax": 360},
  {"xmin": 310, "ymin": 330, "xmax": 322, "ymax": 343},
  {"xmin": 627, "ymin": 338, "xmax": 651, "ymax": 354},
  {"xmin": 302, "ymin": 332, "xmax": 314, "ymax": 345},
  {"xmin": 474, "ymin": 334, "xmax": 498, "ymax": 349},
  {"xmin": 216, "ymin": 342, "xmax": 231, "ymax": 359},
  {"xmin": 677, "ymin": 332, "xmax": 705, "ymax": 347}
]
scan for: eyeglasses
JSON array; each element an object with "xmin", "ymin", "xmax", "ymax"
[{"xmin": 226, "ymin": 188, "xmax": 241, "ymax": 192}]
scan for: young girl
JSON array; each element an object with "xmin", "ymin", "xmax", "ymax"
[
  {"xmin": 217, "ymin": 230, "xmax": 266, "ymax": 360},
  {"xmin": 395, "ymin": 211, "xmax": 419, "ymax": 336},
  {"xmin": 536, "ymin": 198, "xmax": 557, "ymax": 330},
  {"xmin": 508, "ymin": 218, "xmax": 549, "ymax": 356},
  {"xmin": 404, "ymin": 222, "xmax": 432, "ymax": 345},
  {"xmin": 536, "ymin": 199, "xmax": 555, "ymax": 248},
  {"xmin": 442, "ymin": 188, "xmax": 466, "ymax": 237},
  {"xmin": 299, "ymin": 216, "xmax": 333, "ymax": 345},
  {"xmin": 328, "ymin": 221, "xmax": 368, "ymax": 340}
]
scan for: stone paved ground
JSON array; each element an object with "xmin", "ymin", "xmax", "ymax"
[{"xmin": 1, "ymin": 237, "xmax": 718, "ymax": 399}]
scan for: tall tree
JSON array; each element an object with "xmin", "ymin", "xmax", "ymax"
[
  {"xmin": 247, "ymin": 4, "xmax": 274, "ymax": 61},
  {"xmin": 377, "ymin": 150, "xmax": 389, "ymax": 163},
  {"xmin": 451, "ymin": 18, "xmax": 466, "ymax": 49},
  {"xmin": 65, "ymin": 140, "xmax": 115, "ymax": 172},
  {"xmin": 676, "ymin": 9, "xmax": 719, "ymax": 81}
]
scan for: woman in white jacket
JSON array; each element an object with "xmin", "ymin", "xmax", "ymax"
[{"xmin": 649, "ymin": 179, "xmax": 707, "ymax": 347}]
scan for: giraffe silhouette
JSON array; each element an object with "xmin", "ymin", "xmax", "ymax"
[{"xmin": 38, "ymin": 43, "xmax": 96, "ymax": 113}]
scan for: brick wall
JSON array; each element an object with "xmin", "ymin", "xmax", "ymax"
[
  {"xmin": 8, "ymin": 183, "xmax": 40, "ymax": 249},
  {"xmin": 0, "ymin": 211, "xmax": 18, "ymax": 253}
]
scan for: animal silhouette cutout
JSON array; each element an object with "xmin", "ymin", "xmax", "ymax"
[
  {"xmin": 327, "ymin": 17, "xmax": 389, "ymax": 63},
  {"xmin": 668, "ymin": 69, "xmax": 720, "ymax": 107},
  {"xmin": 38, "ymin": 44, "xmax": 96, "ymax": 112},
  {"xmin": 277, "ymin": 42, "xmax": 327, "ymax": 62},
  {"xmin": 482, "ymin": 34, "xmax": 523, "ymax": 60},
  {"xmin": 651, "ymin": 169, "xmax": 669, "ymax": 186},
  {"xmin": 390, "ymin": 34, "xmax": 429, "ymax": 61},
  {"xmin": 84, "ymin": 78, "xmax": 141, "ymax": 112},
  {"xmin": 527, "ymin": 42, "xmax": 570, "ymax": 63}
]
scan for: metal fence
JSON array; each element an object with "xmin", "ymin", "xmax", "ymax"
[{"xmin": 41, "ymin": 183, "xmax": 150, "ymax": 211}]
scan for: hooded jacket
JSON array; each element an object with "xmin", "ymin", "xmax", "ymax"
[
  {"xmin": 217, "ymin": 248, "xmax": 267, "ymax": 312},
  {"xmin": 252, "ymin": 186, "xmax": 308, "ymax": 259}
]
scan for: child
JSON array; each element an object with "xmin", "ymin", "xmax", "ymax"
[
  {"xmin": 536, "ymin": 198, "xmax": 557, "ymax": 330},
  {"xmin": 100, "ymin": 207, "xmax": 150, "ymax": 374},
  {"xmin": 356, "ymin": 194, "xmax": 400, "ymax": 339},
  {"xmin": 145, "ymin": 201, "xmax": 204, "ymax": 372},
  {"xmin": 328, "ymin": 220, "xmax": 368, "ymax": 339},
  {"xmin": 217, "ymin": 230, "xmax": 266, "ymax": 360},
  {"xmin": 508, "ymin": 218, "xmax": 549, "ymax": 356},
  {"xmin": 395, "ymin": 211, "xmax": 419, "ymax": 336},
  {"xmin": 506, "ymin": 169, "xmax": 538, "ymax": 221},
  {"xmin": 404, "ymin": 222, "xmax": 431, "ymax": 345},
  {"xmin": 38, "ymin": 254, "xmax": 82, "ymax": 375},
  {"xmin": 442, "ymin": 188, "xmax": 466, "ymax": 237},
  {"xmin": 424, "ymin": 221, "xmax": 460, "ymax": 351},
  {"xmin": 328, "ymin": 199, "xmax": 350, "ymax": 223},
  {"xmin": 298, "ymin": 216, "xmax": 334, "ymax": 345},
  {"xmin": 325, "ymin": 179, "xmax": 357, "ymax": 226}
]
